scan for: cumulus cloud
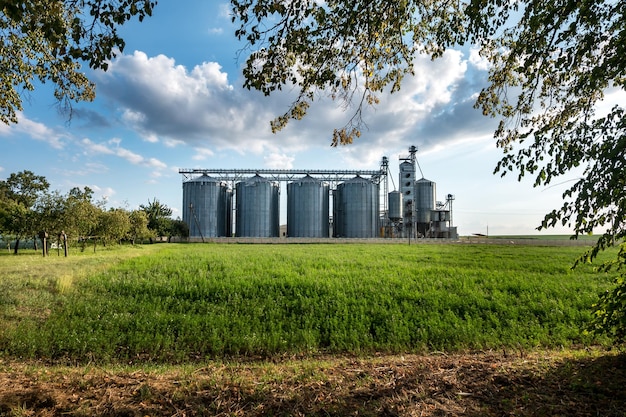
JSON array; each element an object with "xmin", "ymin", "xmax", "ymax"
[
  {"xmin": 94, "ymin": 47, "xmax": 495, "ymax": 168},
  {"xmin": 95, "ymin": 51, "xmax": 281, "ymax": 149}
]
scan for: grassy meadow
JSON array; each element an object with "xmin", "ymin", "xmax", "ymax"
[{"xmin": 0, "ymin": 242, "xmax": 616, "ymax": 363}]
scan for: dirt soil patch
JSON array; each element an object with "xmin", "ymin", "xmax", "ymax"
[{"xmin": 1, "ymin": 349, "xmax": 625, "ymax": 416}]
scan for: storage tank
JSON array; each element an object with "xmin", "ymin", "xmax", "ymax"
[
  {"xmin": 287, "ymin": 175, "xmax": 329, "ymax": 237},
  {"xmin": 388, "ymin": 191, "xmax": 403, "ymax": 221},
  {"xmin": 182, "ymin": 175, "xmax": 231, "ymax": 238},
  {"xmin": 415, "ymin": 178, "xmax": 436, "ymax": 223},
  {"xmin": 235, "ymin": 174, "xmax": 280, "ymax": 237},
  {"xmin": 333, "ymin": 176, "xmax": 379, "ymax": 238}
]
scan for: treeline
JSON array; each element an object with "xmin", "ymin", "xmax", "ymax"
[{"xmin": 0, "ymin": 170, "xmax": 188, "ymax": 254}]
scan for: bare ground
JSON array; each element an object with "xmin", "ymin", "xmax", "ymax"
[{"xmin": 1, "ymin": 349, "xmax": 625, "ymax": 416}]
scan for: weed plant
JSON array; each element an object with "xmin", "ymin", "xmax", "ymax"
[{"xmin": 0, "ymin": 244, "xmax": 615, "ymax": 363}]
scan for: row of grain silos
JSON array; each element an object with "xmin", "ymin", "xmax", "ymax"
[{"xmin": 183, "ymin": 174, "xmax": 380, "ymax": 238}]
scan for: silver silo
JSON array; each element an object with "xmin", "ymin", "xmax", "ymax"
[
  {"xmin": 388, "ymin": 190, "xmax": 403, "ymax": 221},
  {"xmin": 333, "ymin": 176, "xmax": 379, "ymax": 238},
  {"xmin": 235, "ymin": 174, "xmax": 280, "ymax": 237},
  {"xmin": 415, "ymin": 178, "xmax": 436, "ymax": 224},
  {"xmin": 287, "ymin": 174, "xmax": 329, "ymax": 237},
  {"xmin": 182, "ymin": 175, "xmax": 231, "ymax": 238}
]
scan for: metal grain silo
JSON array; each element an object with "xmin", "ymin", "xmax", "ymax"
[
  {"xmin": 182, "ymin": 175, "xmax": 231, "ymax": 238},
  {"xmin": 333, "ymin": 176, "xmax": 379, "ymax": 238},
  {"xmin": 287, "ymin": 175, "xmax": 329, "ymax": 237},
  {"xmin": 415, "ymin": 178, "xmax": 436, "ymax": 223},
  {"xmin": 235, "ymin": 174, "xmax": 280, "ymax": 237},
  {"xmin": 388, "ymin": 191, "xmax": 403, "ymax": 221}
]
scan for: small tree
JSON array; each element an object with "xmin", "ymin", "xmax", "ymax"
[
  {"xmin": 128, "ymin": 210, "xmax": 150, "ymax": 245},
  {"xmin": 168, "ymin": 218, "xmax": 190, "ymax": 242},
  {"xmin": 0, "ymin": 171, "xmax": 50, "ymax": 254},
  {"xmin": 62, "ymin": 187, "xmax": 101, "ymax": 250},
  {"xmin": 98, "ymin": 208, "xmax": 131, "ymax": 246},
  {"xmin": 140, "ymin": 198, "xmax": 173, "ymax": 243},
  {"xmin": 33, "ymin": 190, "xmax": 66, "ymax": 255}
]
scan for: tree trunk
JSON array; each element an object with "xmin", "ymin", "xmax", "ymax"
[
  {"xmin": 38, "ymin": 231, "xmax": 48, "ymax": 257},
  {"xmin": 13, "ymin": 238, "xmax": 19, "ymax": 255},
  {"xmin": 62, "ymin": 232, "xmax": 68, "ymax": 257}
]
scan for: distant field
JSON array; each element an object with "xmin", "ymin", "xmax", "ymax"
[
  {"xmin": 482, "ymin": 234, "xmax": 600, "ymax": 241},
  {"xmin": 0, "ymin": 243, "xmax": 616, "ymax": 363}
]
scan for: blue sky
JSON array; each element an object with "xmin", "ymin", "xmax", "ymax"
[{"xmin": 1, "ymin": 1, "xmax": 618, "ymax": 236}]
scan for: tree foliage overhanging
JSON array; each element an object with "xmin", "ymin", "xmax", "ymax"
[
  {"xmin": 0, "ymin": 0, "xmax": 156, "ymax": 124},
  {"xmin": 231, "ymin": 0, "xmax": 625, "ymax": 341}
]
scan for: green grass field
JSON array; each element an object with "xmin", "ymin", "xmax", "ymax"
[{"xmin": 0, "ymin": 243, "xmax": 616, "ymax": 363}]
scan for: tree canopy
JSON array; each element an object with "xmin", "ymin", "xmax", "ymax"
[{"xmin": 0, "ymin": 0, "xmax": 156, "ymax": 124}]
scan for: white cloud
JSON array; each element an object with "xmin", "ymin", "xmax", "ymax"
[
  {"xmin": 122, "ymin": 108, "xmax": 146, "ymax": 124},
  {"xmin": 164, "ymin": 138, "xmax": 184, "ymax": 147},
  {"xmin": 82, "ymin": 138, "xmax": 114, "ymax": 155},
  {"xmin": 0, "ymin": 123, "xmax": 10, "ymax": 136},
  {"xmin": 146, "ymin": 157, "xmax": 167, "ymax": 169},
  {"xmin": 108, "ymin": 137, "xmax": 122, "ymax": 147},
  {"xmin": 218, "ymin": 3, "xmax": 231, "ymax": 18},
  {"xmin": 192, "ymin": 147, "xmax": 215, "ymax": 160},
  {"xmin": 91, "ymin": 185, "xmax": 116, "ymax": 199},
  {"xmin": 116, "ymin": 147, "xmax": 145, "ymax": 165},
  {"xmin": 142, "ymin": 133, "xmax": 160, "ymax": 143},
  {"xmin": 264, "ymin": 152, "xmax": 294, "ymax": 169},
  {"xmin": 80, "ymin": 137, "xmax": 167, "ymax": 170},
  {"xmin": 0, "ymin": 111, "xmax": 68, "ymax": 149},
  {"xmin": 469, "ymin": 47, "xmax": 490, "ymax": 71},
  {"xmin": 96, "ymin": 51, "xmax": 268, "ymax": 146},
  {"xmin": 208, "ymin": 27, "xmax": 224, "ymax": 35}
]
